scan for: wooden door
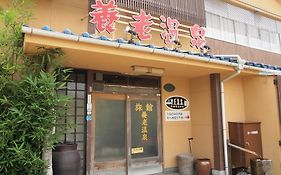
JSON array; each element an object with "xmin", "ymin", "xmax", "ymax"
[
  {"xmin": 91, "ymin": 93, "xmax": 127, "ymax": 175},
  {"xmin": 89, "ymin": 93, "xmax": 162, "ymax": 175},
  {"xmin": 127, "ymin": 95, "xmax": 163, "ymax": 175}
]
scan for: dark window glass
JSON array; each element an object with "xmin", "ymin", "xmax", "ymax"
[
  {"xmin": 57, "ymin": 70, "xmax": 87, "ymax": 175},
  {"xmin": 129, "ymin": 77, "xmax": 160, "ymax": 88},
  {"xmin": 94, "ymin": 72, "xmax": 160, "ymax": 89},
  {"xmin": 103, "ymin": 74, "xmax": 128, "ymax": 86},
  {"xmin": 95, "ymin": 99, "xmax": 126, "ymax": 162},
  {"xmin": 131, "ymin": 100, "xmax": 158, "ymax": 159}
]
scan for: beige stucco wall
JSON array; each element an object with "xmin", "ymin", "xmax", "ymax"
[
  {"xmin": 243, "ymin": 76, "xmax": 281, "ymax": 174},
  {"xmin": 29, "ymin": 0, "xmax": 88, "ymax": 34},
  {"xmin": 27, "ymin": 0, "xmax": 193, "ymax": 51},
  {"xmin": 161, "ymin": 76, "xmax": 192, "ymax": 168},
  {"xmin": 225, "ymin": 0, "xmax": 281, "ymax": 20},
  {"xmin": 239, "ymin": 0, "xmax": 281, "ymax": 17},
  {"xmin": 190, "ymin": 75, "xmax": 214, "ymax": 166},
  {"xmin": 224, "ymin": 76, "xmax": 246, "ymax": 135}
]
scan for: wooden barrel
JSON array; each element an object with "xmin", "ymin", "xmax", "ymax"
[
  {"xmin": 195, "ymin": 158, "xmax": 211, "ymax": 175},
  {"xmin": 52, "ymin": 143, "xmax": 81, "ymax": 175}
]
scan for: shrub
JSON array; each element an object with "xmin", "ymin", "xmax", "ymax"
[{"xmin": 0, "ymin": 1, "xmax": 70, "ymax": 174}]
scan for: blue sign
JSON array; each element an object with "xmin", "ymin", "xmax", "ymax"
[{"xmin": 85, "ymin": 115, "xmax": 92, "ymax": 121}]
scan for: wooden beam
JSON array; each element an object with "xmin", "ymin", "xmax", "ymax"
[
  {"xmin": 88, "ymin": 0, "xmax": 96, "ymax": 34},
  {"xmin": 86, "ymin": 70, "xmax": 93, "ymax": 175}
]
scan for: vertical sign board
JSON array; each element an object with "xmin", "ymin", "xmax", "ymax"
[
  {"xmin": 131, "ymin": 100, "xmax": 158, "ymax": 158},
  {"xmin": 165, "ymin": 96, "xmax": 190, "ymax": 121}
]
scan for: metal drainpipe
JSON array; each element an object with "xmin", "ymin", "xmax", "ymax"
[{"xmin": 220, "ymin": 56, "xmax": 246, "ymax": 175}]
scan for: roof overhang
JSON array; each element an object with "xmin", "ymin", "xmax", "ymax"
[{"xmin": 22, "ymin": 27, "xmax": 281, "ymax": 78}]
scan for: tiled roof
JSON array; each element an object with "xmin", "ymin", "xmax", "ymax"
[{"xmin": 26, "ymin": 25, "xmax": 281, "ymax": 73}]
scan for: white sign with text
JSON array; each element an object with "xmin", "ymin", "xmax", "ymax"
[{"xmin": 165, "ymin": 111, "xmax": 190, "ymax": 121}]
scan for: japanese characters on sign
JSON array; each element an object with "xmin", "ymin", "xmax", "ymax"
[
  {"xmin": 135, "ymin": 102, "xmax": 153, "ymax": 141},
  {"xmin": 130, "ymin": 9, "xmax": 153, "ymax": 41},
  {"xmin": 165, "ymin": 96, "xmax": 189, "ymax": 110},
  {"xmin": 131, "ymin": 147, "xmax": 144, "ymax": 154},
  {"xmin": 89, "ymin": 0, "xmax": 206, "ymax": 48},
  {"xmin": 89, "ymin": 0, "xmax": 119, "ymax": 33},
  {"xmin": 165, "ymin": 95, "xmax": 190, "ymax": 122},
  {"xmin": 166, "ymin": 111, "xmax": 190, "ymax": 121},
  {"xmin": 190, "ymin": 24, "xmax": 206, "ymax": 49},
  {"xmin": 159, "ymin": 16, "xmax": 180, "ymax": 44}
]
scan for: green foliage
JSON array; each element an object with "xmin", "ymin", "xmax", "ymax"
[
  {"xmin": 0, "ymin": 71, "xmax": 69, "ymax": 175},
  {"xmin": 0, "ymin": 0, "xmax": 31, "ymax": 92},
  {"xmin": 0, "ymin": 1, "xmax": 70, "ymax": 175}
]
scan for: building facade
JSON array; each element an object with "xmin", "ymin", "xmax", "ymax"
[{"xmin": 10, "ymin": 0, "xmax": 281, "ymax": 174}]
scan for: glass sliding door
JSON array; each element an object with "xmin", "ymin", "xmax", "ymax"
[
  {"xmin": 130, "ymin": 99, "xmax": 158, "ymax": 159},
  {"xmin": 128, "ymin": 95, "xmax": 162, "ymax": 175},
  {"xmin": 92, "ymin": 93, "xmax": 127, "ymax": 175},
  {"xmin": 91, "ymin": 93, "xmax": 162, "ymax": 175}
]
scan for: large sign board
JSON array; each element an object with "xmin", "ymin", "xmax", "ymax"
[{"xmin": 89, "ymin": 0, "xmax": 206, "ymax": 49}]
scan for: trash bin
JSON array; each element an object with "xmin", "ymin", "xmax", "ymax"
[
  {"xmin": 250, "ymin": 158, "xmax": 272, "ymax": 175},
  {"xmin": 177, "ymin": 153, "xmax": 195, "ymax": 175}
]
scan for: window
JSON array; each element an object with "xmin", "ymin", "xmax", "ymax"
[
  {"xmin": 235, "ymin": 21, "xmax": 248, "ymax": 45},
  {"xmin": 206, "ymin": 12, "xmax": 221, "ymax": 38},
  {"xmin": 270, "ymin": 33, "xmax": 281, "ymax": 52},
  {"xmin": 205, "ymin": 0, "xmax": 281, "ymax": 53},
  {"xmin": 260, "ymin": 29, "xmax": 270, "ymax": 50},
  {"xmin": 221, "ymin": 17, "xmax": 235, "ymax": 42},
  {"xmin": 255, "ymin": 15, "xmax": 276, "ymax": 32},
  {"xmin": 248, "ymin": 25, "xmax": 261, "ymax": 48},
  {"xmin": 57, "ymin": 70, "xmax": 87, "ymax": 175},
  {"xmin": 277, "ymin": 21, "xmax": 281, "ymax": 34}
]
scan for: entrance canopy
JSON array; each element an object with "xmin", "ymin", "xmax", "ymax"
[{"xmin": 22, "ymin": 26, "xmax": 281, "ymax": 78}]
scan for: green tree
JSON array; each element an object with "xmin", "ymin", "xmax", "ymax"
[{"xmin": 0, "ymin": 1, "xmax": 70, "ymax": 174}]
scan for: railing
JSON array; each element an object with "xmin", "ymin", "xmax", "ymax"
[{"xmin": 103, "ymin": 0, "xmax": 206, "ymax": 26}]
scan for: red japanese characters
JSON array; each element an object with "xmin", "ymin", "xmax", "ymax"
[
  {"xmin": 89, "ymin": 0, "xmax": 206, "ymax": 48},
  {"xmin": 89, "ymin": 0, "xmax": 119, "ymax": 33},
  {"xmin": 159, "ymin": 16, "xmax": 180, "ymax": 44},
  {"xmin": 130, "ymin": 10, "xmax": 153, "ymax": 41},
  {"xmin": 190, "ymin": 24, "xmax": 206, "ymax": 49}
]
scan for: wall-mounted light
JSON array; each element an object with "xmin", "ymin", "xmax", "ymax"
[
  {"xmin": 201, "ymin": 45, "xmax": 211, "ymax": 55},
  {"xmin": 173, "ymin": 40, "xmax": 182, "ymax": 51},
  {"xmin": 125, "ymin": 26, "xmax": 138, "ymax": 44},
  {"xmin": 171, "ymin": 35, "xmax": 182, "ymax": 50},
  {"xmin": 131, "ymin": 65, "xmax": 164, "ymax": 76}
]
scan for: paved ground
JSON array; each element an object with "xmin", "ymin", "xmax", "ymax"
[{"xmin": 153, "ymin": 173, "xmax": 179, "ymax": 175}]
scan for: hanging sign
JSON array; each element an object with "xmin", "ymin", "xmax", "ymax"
[
  {"xmin": 89, "ymin": 0, "xmax": 206, "ymax": 48},
  {"xmin": 165, "ymin": 96, "xmax": 189, "ymax": 110},
  {"xmin": 165, "ymin": 111, "xmax": 190, "ymax": 121}
]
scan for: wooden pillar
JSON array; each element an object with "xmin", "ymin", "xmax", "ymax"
[
  {"xmin": 88, "ymin": 0, "xmax": 96, "ymax": 34},
  {"xmin": 210, "ymin": 73, "xmax": 225, "ymax": 170},
  {"xmin": 86, "ymin": 70, "xmax": 93, "ymax": 175}
]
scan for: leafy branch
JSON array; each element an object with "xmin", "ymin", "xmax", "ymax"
[{"xmin": 0, "ymin": 1, "xmax": 71, "ymax": 175}]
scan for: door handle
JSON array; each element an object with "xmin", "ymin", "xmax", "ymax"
[{"xmin": 245, "ymin": 142, "xmax": 250, "ymax": 146}]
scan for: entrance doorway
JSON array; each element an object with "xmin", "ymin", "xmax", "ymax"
[{"xmin": 90, "ymin": 91, "xmax": 162, "ymax": 175}]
